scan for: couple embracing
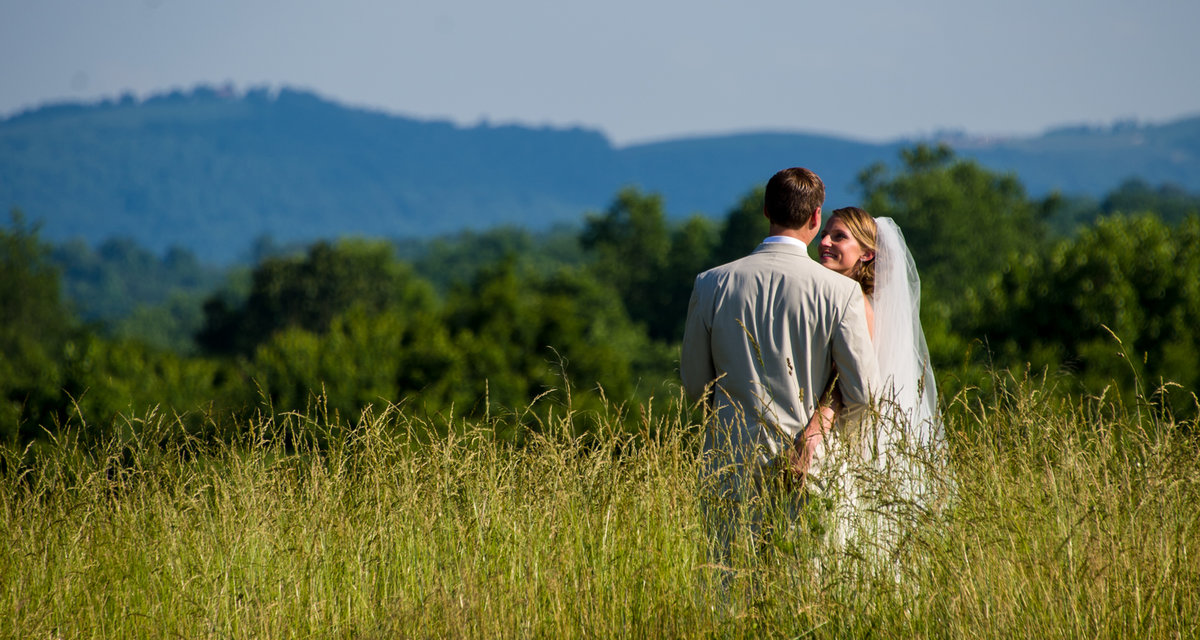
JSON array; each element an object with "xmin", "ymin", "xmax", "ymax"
[{"xmin": 680, "ymin": 167, "xmax": 941, "ymax": 554}]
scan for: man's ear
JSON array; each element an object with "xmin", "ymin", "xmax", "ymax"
[{"xmin": 810, "ymin": 207, "xmax": 822, "ymax": 230}]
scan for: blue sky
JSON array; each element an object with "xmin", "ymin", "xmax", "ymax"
[{"xmin": 2, "ymin": 0, "xmax": 1198, "ymax": 145}]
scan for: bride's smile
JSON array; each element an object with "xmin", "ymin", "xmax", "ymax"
[{"xmin": 818, "ymin": 217, "xmax": 874, "ymax": 276}]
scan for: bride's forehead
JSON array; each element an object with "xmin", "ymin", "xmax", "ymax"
[{"xmin": 824, "ymin": 218, "xmax": 852, "ymax": 234}]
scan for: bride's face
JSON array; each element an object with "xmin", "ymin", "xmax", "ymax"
[{"xmin": 818, "ymin": 217, "xmax": 873, "ymax": 276}]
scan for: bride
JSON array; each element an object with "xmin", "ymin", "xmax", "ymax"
[{"xmin": 800, "ymin": 206, "xmax": 943, "ymax": 500}]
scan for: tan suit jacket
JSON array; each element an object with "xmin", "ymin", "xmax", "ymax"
[{"xmin": 681, "ymin": 240, "xmax": 878, "ymax": 489}]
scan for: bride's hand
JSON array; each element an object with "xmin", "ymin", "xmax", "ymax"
[
  {"xmin": 787, "ymin": 436, "xmax": 814, "ymax": 486},
  {"xmin": 791, "ymin": 406, "xmax": 834, "ymax": 486}
]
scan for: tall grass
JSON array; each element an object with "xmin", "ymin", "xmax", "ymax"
[{"xmin": 2, "ymin": 376, "xmax": 1198, "ymax": 638}]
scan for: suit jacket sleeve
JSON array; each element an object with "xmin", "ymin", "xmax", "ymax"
[
  {"xmin": 680, "ymin": 274, "xmax": 716, "ymax": 404},
  {"xmin": 830, "ymin": 288, "xmax": 878, "ymax": 425}
]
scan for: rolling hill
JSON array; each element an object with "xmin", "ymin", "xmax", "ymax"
[{"xmin": 2, "ymin": 85, "xmax": 1197, "ymax": 262}]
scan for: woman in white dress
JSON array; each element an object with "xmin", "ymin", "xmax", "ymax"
[{"xmin": 805, "ymin": 207, "xmax": 943, "ymax": 501}]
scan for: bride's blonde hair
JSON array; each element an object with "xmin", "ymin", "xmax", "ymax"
[{"xmin": 828, "ymin": 207, "xmax": 877, "ymax": 296}]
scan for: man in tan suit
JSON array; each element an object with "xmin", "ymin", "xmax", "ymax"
[{"xmin": 680, "ymin": 167, "xmax": 877, "ymax": 552}]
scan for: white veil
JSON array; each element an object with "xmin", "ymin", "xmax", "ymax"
[{"xmin": 870, "ymin": 217, "xmax": 942, "ymax": 456}]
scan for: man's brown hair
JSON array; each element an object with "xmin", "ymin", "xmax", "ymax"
[{"xmin": 764, "ymin": 167, "xmax": 825, "ymax": 229}]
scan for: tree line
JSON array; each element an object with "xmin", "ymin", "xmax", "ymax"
[{"xmin": 3, "ymin": 145, "xmax": 1199, "ymax": 445}]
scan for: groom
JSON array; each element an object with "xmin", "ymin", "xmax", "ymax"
[{"xmin": 680, "ymin": 167, "xmax": 877, "ymax": 543}]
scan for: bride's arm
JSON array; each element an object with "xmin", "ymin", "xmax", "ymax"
[
  {"xmin": 790, "ymin": 372, "xmax": 842, "ymax": 483},
  {"xmin": 791, "ymin": 293, "xmax": 873, "ymax": 483},
  {"xmin": 864, "ymin": 292, "xmax": 874, "ymax": 341}
]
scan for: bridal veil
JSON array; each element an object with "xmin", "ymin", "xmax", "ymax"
[{"xmin": 869, "ymin": 217, "xmax": 942, "ymax": 455}]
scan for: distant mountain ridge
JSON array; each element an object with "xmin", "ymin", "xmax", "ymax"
[{"xmin": 3, "ymin": 86, "xmax": 1198, "ymax": 262}]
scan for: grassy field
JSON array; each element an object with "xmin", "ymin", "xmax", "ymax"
[{"xmin": 2, "ymin": 376, "xmax": 1198, "ymax": 638}]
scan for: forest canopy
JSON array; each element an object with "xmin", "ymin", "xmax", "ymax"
[{"xmin": 4, "ymin": 144, "xmax": 1199, "ymax": 445}]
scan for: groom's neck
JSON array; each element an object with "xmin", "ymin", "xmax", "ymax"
[{"xmin": 767, "ymin": 224, "xmax": 815, "ymax": 245}]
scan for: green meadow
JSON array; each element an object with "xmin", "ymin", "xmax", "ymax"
[{"xmin": 4, "ymin": 373, "xmax": 1197, "ymax": 639}]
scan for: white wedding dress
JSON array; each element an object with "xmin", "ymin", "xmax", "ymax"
[
  {"xmin": 820, "ymin": 218, "xmax": 944, "ymax": 548},
  {"xmin": 850, "ymin": 216, "xmax": 947, "ymax": 550}
]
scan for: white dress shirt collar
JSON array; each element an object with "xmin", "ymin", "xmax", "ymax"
[{"xmin": 761, "ymin": 235, "xmax": 808, "ymax": 248}]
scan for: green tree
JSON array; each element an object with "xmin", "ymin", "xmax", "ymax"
[
  {"xmin": 112, "ymin": 291, "xmax": 210, "ymax": 354},
  {"xmin": 249, "ymin": 303, "xmax": 462, "ymax": 422},
  {"xmin": 1101, "ymin": 178, "xmax": 1200, "ymax": 225},
  {"xmin": 965, "ymin": 213, "xmax": 1200, "ymax": 404},
  {"xmin": 661, "ymin": 215, "xmax": 719, "ymax": 341},
  {"xmin": 581, "ymin": 188, "xmax": 674, "ymax": 340},
  {"xmin": 51, "ymin": 237, "xmax": 222, "ymax": 327},
  {"xmin": 711, "ymin": 186, "xmax": 768, "ymax": 266},
  {"xmin": 858, "ymin": 144, "xmax": 1052, "ymax": 299},
  {"xmin": 0, "ymin": 210, "xmax": 75, "ymax": 442},
  {"xmin": 581, "ymin": 187, "xmax": 728, "ymax": 343},
  {"xmin": 446, "ymin": 258, "xmax": 659, "ymax": 425},
  {"xmin": 60, "ymin": 334, "xmax": 248, "ymax": 440},
  {"xmin": 198, "ymin": 239, "xmax": 436, "ymax": 356},
  {"xmin": 399, "ymin": 226, "xmax": 585, "ymax": 293}
]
